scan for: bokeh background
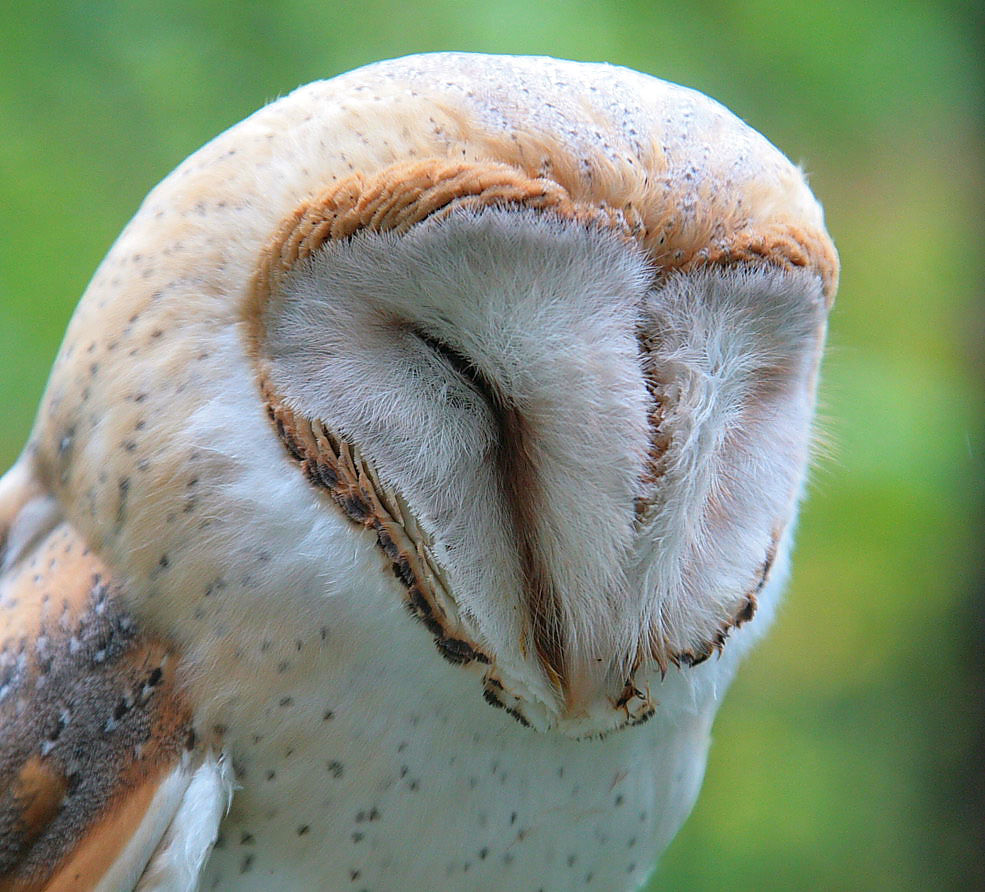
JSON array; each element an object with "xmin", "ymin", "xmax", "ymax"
[{"xmin": 1, "ymin": 1, "xmax": 981, "ymax": 889}]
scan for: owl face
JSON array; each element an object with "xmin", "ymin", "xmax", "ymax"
[
  {"xmin": 29, "ymin": 54, "xmax": 836, "ymax": 739},
  {"xmin": 251, "ymin": 192, "xmax": 827, "ymax": 736}
]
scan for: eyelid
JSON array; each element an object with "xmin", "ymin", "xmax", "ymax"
[{"xmin": 411, "ymin": 328, "xmax": 507, "ymax": 413}]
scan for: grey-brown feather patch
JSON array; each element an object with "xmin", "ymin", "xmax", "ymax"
[{"xmin": 0, "ymin": 523, "xmax": 192, "ymax": 888}]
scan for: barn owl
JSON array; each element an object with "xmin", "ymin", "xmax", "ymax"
[{"xmin": 0, "ymin": 53, "xmax": 837, "ymax": 891}]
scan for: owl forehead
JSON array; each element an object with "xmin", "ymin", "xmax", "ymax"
[
  {"xmin": 57, "ymin": 54, "xmax": 835, "ymax": 351},
  {"xmin": 290, "ymin": 53, "xmax": 836, "ymax": 294},
  {"xmin": 236, "ymin": 49, "xmax": 838, "ymax": 344}
]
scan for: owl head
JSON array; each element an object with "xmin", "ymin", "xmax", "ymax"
[{"xmin": 27, "ymin": 53, "xmax": 837, "ymax": 737}]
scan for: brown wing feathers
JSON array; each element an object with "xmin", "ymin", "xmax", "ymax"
[{"xmin": 0, "ymin": 509, "xmax": 194, "ymax": 891}]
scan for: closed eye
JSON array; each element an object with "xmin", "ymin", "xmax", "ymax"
[
  {"xmin": 411, "ymin": 328, "xmax": 503, "ymax": 411},
  {"xmin": 410, "ymin": 326, "xmax": 560, "ymax": 679}
]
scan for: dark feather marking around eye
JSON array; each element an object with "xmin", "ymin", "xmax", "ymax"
[
  {"xmin": 411, "ymin": 327, "xmax": 567, "ymax": 690},
  {"xmin": 412, "ymin": 329, "xmax": 494, "ymax": 405}
]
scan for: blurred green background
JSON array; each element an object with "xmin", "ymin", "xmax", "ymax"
[{"xmin": 1, "ymin": 1, "xmax": 981, "ymax": 889}]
